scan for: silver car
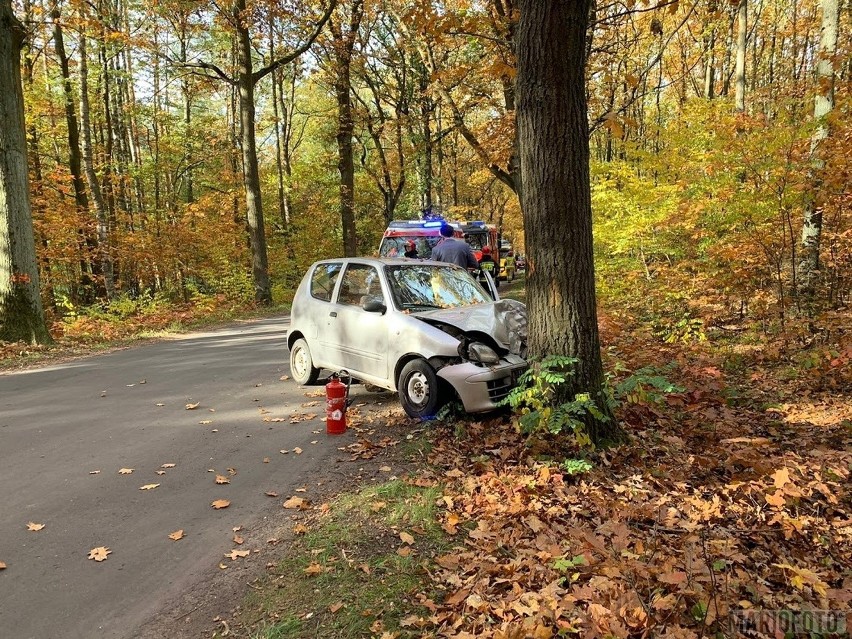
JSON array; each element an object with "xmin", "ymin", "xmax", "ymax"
[{"xmin": 286, "ymin": 257, "xmax": 527, "ymax": 418}]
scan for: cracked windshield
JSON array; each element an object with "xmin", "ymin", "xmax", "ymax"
[{"xmin": 387, "ymin": 265, "xmax": 489, "ymax": 311}]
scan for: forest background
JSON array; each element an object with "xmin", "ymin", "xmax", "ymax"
[{"xmin": 1, "ymin": 0, "xmax": 848, "ymax": 350}]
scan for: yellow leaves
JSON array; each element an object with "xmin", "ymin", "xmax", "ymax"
[
  {"xmin": 304, "ymin": 562, "xmax": 324, "ymax": 575},
  {"xmin": 215, "ymin": 475, "xmax": 230, "ymax": 485},
  {"xmin": 88, "ymin": 547, "xmax": 111, "ymax": 562},
  {"xmin": 399, "ymin": 531, "xmax": 415, "ymax": 545},
  {"xmin": 26, "ymin": 522, "xmax": 45, "ymax": 531},
  {"xmin": 211, "ymin": 499, "xmax": 230, "ymax": 509},
  {"xmin": 168, "ymin": 530, "xmax": 185, "ymax": 541},
  {"xmin": 765, "ymin": 491, "xmax": 786, "ymax": 507},
  {"xmin": 118, "ymin": 468, "xmax": 134, "ymax": 474},
  {"xmin": 772, "ymin": 467, "xmax": 791, "ymax": 489},
  {"xmin": 774, "ymin": 563, "xmax": 829, "ymax": 597},
  {"xmin": 139, "ymin": 483, "xmax": 160, "ymax": 490},
  {"xmin": 224, "ymin": 549, "xmax": 250, "ymax": 560}
]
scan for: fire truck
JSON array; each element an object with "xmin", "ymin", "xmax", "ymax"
[{"xmin": 377, "ymin": 219, "xmax": 464, "ymax": 259}]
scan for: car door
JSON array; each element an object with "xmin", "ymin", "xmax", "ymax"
[
  {"xmin": 307, "ymin": 262, "xmax": 344, "ymax": 365},
  {"xmin": 326, "ymin": 263, "xmax": 389, "ymax": 382}
]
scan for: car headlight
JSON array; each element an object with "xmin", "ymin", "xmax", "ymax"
[{"xmin": 468, "ymin": 342, "xmax": 500, "ymax": 364}]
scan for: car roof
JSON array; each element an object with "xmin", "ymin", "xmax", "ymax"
[{"xmin": 311, "ymin": 256, "xmax": 464, "ymax": 269}]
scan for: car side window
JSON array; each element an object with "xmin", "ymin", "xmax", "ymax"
[
  {"xmin": 337, "ymin": 264, "xmax": 383, "ymax": 307},
  {"xmin": 310, "ymin": 263, "xmax": 343, "ymax": 301}
]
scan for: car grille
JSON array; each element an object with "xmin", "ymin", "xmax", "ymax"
[{"xmin": 486, "ymin": 376, "xmax": 514, "ymax": 402}]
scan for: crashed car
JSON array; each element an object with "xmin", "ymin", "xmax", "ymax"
[{"xmin": 287, "ymin": 257, "xmax": 527, "ymax": 418}]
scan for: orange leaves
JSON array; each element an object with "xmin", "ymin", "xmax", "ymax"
[
  {"xmin": 168, "ymin": 530, "xmax": 185, "ymax": 541},
  {"xmin": 215, "ymin": 475, "xmax": 230, "ymax": 485},
  {"xmin": 282, "ymin": 496, "xmax": 309, "ymax": 510},
  {"xmin": 211, "ymin": 499, "xmax": 230, "ymax": 510},
  {"xmin": 139, "ymin": 483, "xmax": 160, "ymax": 490},
  {"xmin": 26, "ymin": 522, "xmax": 45, "ymax": 531}
]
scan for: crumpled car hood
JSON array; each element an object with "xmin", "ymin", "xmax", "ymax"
[{"xmin": 415, "ymin": 299, "xmax": 528, "ymax": 356}]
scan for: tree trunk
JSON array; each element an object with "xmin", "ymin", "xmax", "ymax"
[
  {"xmin": 79, "ymin": 28, "xmax": 115, "ymax": 299},
  {"xmin": 734, "ymin": 0, "xmax": 747, "ymax": 112},
  {"xmin": 331, "ymin": 0, "xmax": 363, "ymax": 257},
  {"xmin": 234, "ymin": 0, "xmax": 272, "ymax": 304},
  {"xmin": 798, "ymin": 0, "xmax": 839, "ymax": 294},
  {"xmin": 516, "ymin": 0, "xmax": 623, "ymax": 446},
  {"xmin": 0, "ymin": 0, "xmax": 52, "ymax": 344}
]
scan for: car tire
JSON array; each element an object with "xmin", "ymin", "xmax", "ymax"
[
  {"xmin": 289, "ymin": 338, "xmax": 320, "ymax": 386},
  {"xmin": 397, "ymin": 359, "xmax": 444, "ymax": 419}
]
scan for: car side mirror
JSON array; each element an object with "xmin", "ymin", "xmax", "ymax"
[{"xmin": 363, "ymin": 299, "xmax": 387, "ymax": 314}]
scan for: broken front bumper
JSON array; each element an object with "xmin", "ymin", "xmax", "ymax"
[{"xmin": 437, "ymin": 354, "xmax": 527, "ymax": 413}]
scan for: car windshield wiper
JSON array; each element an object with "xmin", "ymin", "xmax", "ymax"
[{"xmin": 404, "ymin": 302, "xmax": 445, "ymax": 311}]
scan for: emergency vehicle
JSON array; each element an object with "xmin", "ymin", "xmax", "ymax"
[
  {"xmin": 460, "ymin": 221, "xmax": 500, "ymax": 262},
  {"xmin": 377, "ymin": 219, "xmax": 464, "ymax": 259}
]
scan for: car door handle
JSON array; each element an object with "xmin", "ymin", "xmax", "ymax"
[{"xmin": 329, "ymin": 312, "xmax": 337, "ymax": 317}]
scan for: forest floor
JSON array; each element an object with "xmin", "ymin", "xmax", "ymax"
[
  {"xmin": 4, "ymin": 277, "xmax": 850, "ymax": 638},
  {"xmin": 213, "ymin": 278, "xmax": 852, "ymax": 639}
]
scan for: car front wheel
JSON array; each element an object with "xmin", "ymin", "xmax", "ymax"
[
  {"xmin": 397, "ymin": 359, "xmax": 444, "ymax": 419},
  {"xmin": 289, "ymin": 338, "xmax": 320, "ymax": 385}
]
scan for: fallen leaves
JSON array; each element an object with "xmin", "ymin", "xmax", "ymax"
[
  {"xmin": 211, "ymin": 499, "xmax": 231, "ymax": 509},
  {"xmin": 282, "ymin": 496, "xmax": 309, "ymax": 510},
  {"xmin": 0, "ymin": 561, "xmax": 6, "ymax": 570},
  {"xmin": 161, "ymin": 463, "xmax": 175, "ymax": 469},
  {"xmin": 88, "ymin": 547, "xmax": 111, "ymax": 562},
  {"xmin": 168, "ymin": 530, "xmax": 185, "ymax": 541},
  {"xmin": 118, "ymin": 468, "xmax": 134, "ymax": 474},
  {"xmin": 26, "ymin": 522, "xmax": 45, "ymax": 531},
  {"xmin": 185, "ymin": 402, "xmax": 200, "ymax": 410},
  {"xmin": 139, "ymin": 483, "xmax": 160, "ymax": 490},
  {"xmin": 224, "ymin": 549, "xmax": 250, "ymax": 560},
  {"xmin": 215, "ymin": 475, "xmax": 230, "ymax": 485}
]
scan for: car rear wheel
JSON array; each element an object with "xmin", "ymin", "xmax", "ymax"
[
  {"xmin": 397, "ymin": 359, "xmax": 444, "ymax": 419},
  {"xmin": 289, "ymin": 338, "xmax": 320, "ymax": 385}
]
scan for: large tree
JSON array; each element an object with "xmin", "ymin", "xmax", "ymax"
[
  {"xmin": 516, "ymin": 0, "xmax": 623, "ymax": 446},
  {"xmin": 0, "ymin": 0, "xmax": 52, "ymax": 344}
]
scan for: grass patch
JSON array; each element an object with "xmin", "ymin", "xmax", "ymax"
[
  {"xmin": 232, "ymin": 476, "xmax": 452, "ymax": 639},
  {"xmin": 499, "ymin": 271, "xmax": 526, "ymax": 303}
]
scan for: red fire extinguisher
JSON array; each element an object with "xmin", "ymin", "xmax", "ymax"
[{"xmin": 325, "ymin": 371, "xmax": 350, "ymax": 435}]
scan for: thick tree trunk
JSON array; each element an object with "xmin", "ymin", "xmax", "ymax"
[
  {"xmin": 798, "ymin": 0, "xmax": 839, "ymax": 293},
  {"xmin": 516, "ymin": 0, "xmax": 623, "ymax": 446},
  {"xmin": 234, "ymin": 0, "xmax": 272, "ymax": 304},
  {"xmin": 0, "ymin": 0, "xmax": 52, "ymax": 344}
]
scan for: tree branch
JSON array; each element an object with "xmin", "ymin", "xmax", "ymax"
[{"xmin": 253, "ymin": 0, "xmax": 337, "ymax": 83}]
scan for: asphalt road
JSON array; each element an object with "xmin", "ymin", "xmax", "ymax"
[{"xmin": 0, "ymin": 316, "xmax": 362, "ymax": 639}]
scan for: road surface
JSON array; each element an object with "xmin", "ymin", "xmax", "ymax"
[{"xmin": 0, "ymin": 317, "xmax": 372, "ymax": 639}]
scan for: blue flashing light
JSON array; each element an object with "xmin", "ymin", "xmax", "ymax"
[{"xmin": 423, "ymin": 221, "xmax": 443, "ymax": 227}]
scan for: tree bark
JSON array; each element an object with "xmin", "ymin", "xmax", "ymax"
[
  {"xmin": 516, "ymin": 0, "xmax": 623, "ymax": 446},
  {"xmin": 234, "ymin": 0, "xmax": 272, "ymax": 303},
  {"xmin": 331, "ymin": 0, "xmax": 363, "ymax": 258},
  {"xmin": 798, "ymin": 0, "xmax": 839, "ymax": 293},
  {"xmin": 0, "ymin": 0, "xmax": 52, "ymax": 344}
]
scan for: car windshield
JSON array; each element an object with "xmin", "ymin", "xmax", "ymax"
[
  {"xmin": 386, "ymin": 264, "xmax": 491, "ymax": 311},
  {"xmin": 379, "ymin": 236, "xmax": 443, "ymax": 259}
]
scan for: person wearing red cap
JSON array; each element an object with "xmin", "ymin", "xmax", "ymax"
[{"xmin": 403, "ymin": 240, "xmax": 419, "ymax": 258}]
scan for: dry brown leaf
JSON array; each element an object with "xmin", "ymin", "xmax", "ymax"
[
  {"xmin": 26, "ymin": 522, "xmax": 45, "ymax": 531},
  {"xmin": 218, "ymin": 563, "xmax": 228, "ymax": 570},
  {"xmin": 168, "ymin": 530, "xmax": 185, "ymax": 541},
  {"xmin": 282, "ymin": 496, "xmax": 309, "ymax": 509},
  {"xmin": 139, "ymin": 483, "xmax": 160, "ymax": 490},
  {"xmin": 211, "ymin": 499, "xmax": 231, "ymax": 509},
  {"xmin": 233, "ymin": 535, "xmax": 244, "ymax": 545},
  {"xmin": 772, "ymin": 467, "xmax": 791, "ymax": 489},
  {"xmin": 88, "ymin": 547, "xmax": 111, "ymax": 562},
  {"xmin": 265, "ymin": 491, "xmax": 279, "ymax": 498},
  {"xmin": 303, "ymin": 562, "xmax": 323, "ymax": 575},
  {"xmin": 155, "ymin": 470, "xmax": 166, "ymax": 475},
  {"xmin": 329, "ymin": 602, "xmax": 344, "ymax": 613},
  {"xmin": 185, "ymin": 402, "xmax": 200, "ymax": 410},
  {"xmin": 89, "ymin": 470, "xmax": 101, "ymax": 475},
  {"xmin": 262, "ymin": 457, "xmax": 270, "ymax": 463},
  {"xmin": 399, "ymin": 531, "xmax": 415, "ymax": 545},
  {"xmin": 396, "ymin": 546, "xmax": 412, "ymax": 557},
  {"xmin": 293, "ymin": 523, "xmax": 309, "ymax": 535},
  {"xmin": 118, "ymin": 468, "xmax": 134, "ymax": 475},
  {"xmin": 224, "ymin": 549, "xmax": 250, "ymax": 560},
  {"xmin": 215, "ymin": 475, "xmax": 230, "ymax": 485},
  {"xmin": 0, "ymin": 561, "xmax": 6, "ymax": 570},
  {"xmin": 161, "ymin": 463, "xmax": 175, "ymax": 468},
  {"xmin": 199, "ymin": 420, "xmax": 212, "ymax": 425},
  {"xmin": 293, "ymin": 447, "xmax": 303, "ymax": 455},
  {"xmin": 227, "ymin": 468, "xmax": 237, "ymax": 476}
]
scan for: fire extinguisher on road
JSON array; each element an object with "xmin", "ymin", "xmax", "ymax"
[{"xmin": 325, "ymin": 370, "xmax": 351, "ymax": 435}]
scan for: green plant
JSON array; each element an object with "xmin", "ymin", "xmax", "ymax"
[
  {"xmin": 501, "ymin": 355, "xmax": 608, "ymax": 447},
  {"xmin": 611, "ymin": 365, "xmax": 684, "ymax": 405},
  {"xmin": 560, "ymin": 458, "xmax": 594, "ymax": 476}
]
